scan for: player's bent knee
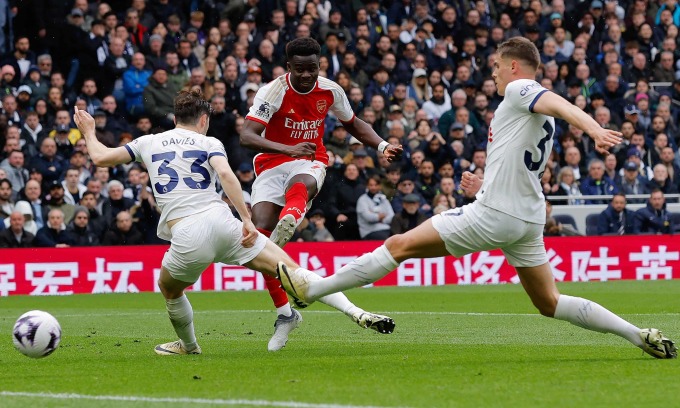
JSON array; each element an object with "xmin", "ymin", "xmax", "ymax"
[{"xmin": 385, "ymin": 234, "xmax": 411, "ymax": 263}]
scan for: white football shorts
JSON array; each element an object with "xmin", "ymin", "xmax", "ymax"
[
  {"xmin": 251, "ymin": 159, "xmax": 326, "ymax": 208},
  {"xmin": 162, "ymin": 205, "xmax": 268, "ymax": 283},
  {"xmin": 431, "ymin": 201, "xmax": 548, "ymax": 267}
]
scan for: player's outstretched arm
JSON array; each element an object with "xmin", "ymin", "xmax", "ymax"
[
  {"xmin": 343, "ymin": 118, "xmax": 403, "ymax": 162},
  {"xmin": 73, "ymin": 107, "xmax": 133, "ymax": 167},
  {"xmin": 240, "ymin": 118, "xmax": 316, "ymax": 159},
  {"xmin": 209, "ymin": 154, "xmax": 258, "ymax": 247},
  {"xmin": 531, "ymin": 91, "xmax": 622, "ymax": 154}
]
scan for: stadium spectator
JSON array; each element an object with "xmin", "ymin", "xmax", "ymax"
[
  {"xmin": 634, "ymin": 189, "xmax": 675, "ymax": 234},
  {"xmin": 21, "ymin": 180, "xmax": 47, "ymax": 230},
  {"xmin": 46, "ymin": 180, "xmax": 76, "ymax": 223},
  {"xmin": 0, "ymin": 178, "xmax": 14, "ymax": 219},
  {"xmin": 79, "ymin": 191, "xmax": 107, "ymax": 238},
  {"xmin": 617, "ymin": 161, "xmax": 650, "ymax": 203},
  {"xmin": 648, "ymin": 163, "xmax": 680, "ymax": 196},
  {"xmin": 123, "ymin": 52, "xmax": 152, "ymax": 116},
  {"xmin": 580, "ymin": 158, "xmax": 618, "ymax": 204},
  {"xmin": 101, "ymin": 180, "xmax": 135, "ymax": 227},
  {"xmin": 326, "ymin": 163, "xmax": 364, "ymax": 241},
  {"xmin": 307, "ymin": 209, "xmax": 334, "ymax": 242},
  {"xmin": 61, "ymin": 167, "xmax": 87, "ymax": 205},
  {"xmin": 544, "ymin": 199, "xmax": 581, "ymax": 237},
  {"xmin": 357, "ymin": 175, "xmax": 394, "ymax": 240},
  {"xmin": 597, "ymin": 193, "xmax": 638, "ymax": 235},
  {"xmin": 1, "ymin": 150, "xmax": 28, "ymax": 194},
  {"xmin": 390, "ymin": 193, "xmax": 427, "ymax": 235},
  {"xmin": 0, "ymin": 209, "xmax": 34, "ymax": 248},
  {"xmin": 143, "ymin": 67, "xmax": 178, "ymax": 129},
  {"xmin": 64, "ymin": 206, "xmax": 99, "ymax": 246},
  {"xmin": 101, "ymin": 210, "xmax": 144, "ymax": 245},
  {"xmin": 34, "ymin": 208, "xmax": 73, "ymax": 247}
]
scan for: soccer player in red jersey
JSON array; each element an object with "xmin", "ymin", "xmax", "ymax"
[{"xmin": 240, "ymin": 38, "xmax": 403, "ymax": 351}]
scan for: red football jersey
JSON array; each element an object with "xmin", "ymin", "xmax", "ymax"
[{"xmin": 245, "ymin": 74, "xmax": 355, "ymax": 174}]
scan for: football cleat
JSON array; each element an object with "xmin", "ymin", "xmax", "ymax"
[
  {"xmin": 352, "ymin": 311, "xmax": 396, "ymax": 334},
  {"xmin": 276, "ymin": 262, "xmax": 319, "ymax": 306},
  {"xmin": 271, "ymin": 214, "xmax": 297, "ymax": 247},
  {"xmin": 268, "ymin": 309, "xmax": 303, "ymax": 352},
  {"xmin": 639, "ymin": 328, "xmax": 677, "ymax": 359},
  {"xmin": 154, "ymin": 340, "xmax": 202, "ymax": 356}
]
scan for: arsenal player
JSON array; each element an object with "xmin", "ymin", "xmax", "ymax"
[{"xmin": 241, "ymin": 38, "xmax": 403, "ymax": 350}]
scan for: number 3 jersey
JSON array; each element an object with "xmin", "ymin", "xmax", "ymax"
[
  {"xmin": 125, "ymin": 128, "xmax": 228, "ymax": 240},
  {"xmin": 477, "ymin": 79, "xmax": 555, "ymax": 224},
  {"xmin": 245, "ymin": 74, "xmax": 355, "ymax": 174}
]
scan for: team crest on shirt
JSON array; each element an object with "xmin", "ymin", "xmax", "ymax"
[{"xmin": 316, "ymin": 100, "xmax": 327, "ymax": 113}]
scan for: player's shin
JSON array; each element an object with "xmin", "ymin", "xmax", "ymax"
[
  {"xmin": 257, "ymin": 228, "xmax": 293, "ymax": 316},
  {"xmin": 307, "ymin": 245, "xmax": 399, "ymax": 299},
  {"xmin": 554, "ymin": 294, "xmax": 643, "ymax": 347},
  {"xmin": 166, "ymin": 294, "xmax": 198, "ymax": 350}
]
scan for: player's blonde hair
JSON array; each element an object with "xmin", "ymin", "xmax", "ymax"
[{"xmin": 496, "ymin": 37, "xmax": 541, "ymax": 71}]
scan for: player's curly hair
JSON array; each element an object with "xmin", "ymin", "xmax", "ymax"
[
  {"xmin": 496, "ymin": 37, "xmax": 540, "ymax": 70},
  {"xmin": 174, "ymin": 89, "xmax": 212, "ymax": 125},
  {"xmin": 286, "ymin": 37, "xmax": 321, "ymax": 60}
]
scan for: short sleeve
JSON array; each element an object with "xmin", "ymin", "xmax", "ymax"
[
  {"xmin": 504, "ymin": 79, "xmax": 549, "ymax": 114},
  {"xmin": 245, "ymin": 81, "xmax": 283, "ymax": 126},
  {"xmin": 125, "ymin": 135, "xmax": 151, "ymax": 163},
  {"xmin": 207, "ymin": 137, "xmax": 227, "ymax": 159},
  {"xmin": 329, "ymin": 86, "xmax": 355, "ymax": 123}
]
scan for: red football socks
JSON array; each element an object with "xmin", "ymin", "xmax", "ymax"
[{"xmin": 280, "ymin": 182, "xmax": 309, "ymax": 224}]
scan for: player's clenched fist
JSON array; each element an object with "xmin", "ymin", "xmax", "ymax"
[
  {"xmin": 383, "ymin": 144, "xmax": 404, "ymax": 163},
  {"xmin": 460, "ymin": 171, "xmax": 483, "ymax": 195}
]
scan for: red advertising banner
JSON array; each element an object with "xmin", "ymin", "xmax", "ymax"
[{"xmin": 0, "ymin": 235, "xmax": 678, "ymax": 296}]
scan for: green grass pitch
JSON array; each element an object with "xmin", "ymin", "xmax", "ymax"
[{"xmin": 1, "ymin": 280, "xmax": 678, "ymax": 408}]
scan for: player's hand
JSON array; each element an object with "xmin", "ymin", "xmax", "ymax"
[
  {"xmin": 384, "ymin": 144, "xmax": 404, "ymax": 163},
  {"xmin": 241, "ymin": 219, "xmax": 259, "ymax": 248},
  {"xmin": 591, "ymin": 128, "xmax": 622, "ymax": 155},
  {"xmin": 73, "ymin": 106, "xmax": 95, "ymax": 136},
  {"xmin": 287, "ymin": 142, "xmax": 316, "ymax": 160},
  {"xmin": 460, "ymin": 171, "xmax": 483, "ymax": 195}
]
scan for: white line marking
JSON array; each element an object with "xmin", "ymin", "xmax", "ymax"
[
  {"xmin": 0, "ymin": 391, "xmax": 402, "ymax": 408},
  {"xmin": 44, "ymin": 310, "xmax": 680, "ymax": 318}
]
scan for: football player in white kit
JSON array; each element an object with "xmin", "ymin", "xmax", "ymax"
[
  {"xmin": 279, "ymin": 37, "xmax": 677, "ymax": 359},
  {"xmin": 73, "ymin": 90, "xmax": 391, "ymax": 355}
]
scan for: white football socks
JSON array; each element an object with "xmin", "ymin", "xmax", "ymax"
[
  {"xmin": 276, "ymin": 304, "xmax": 292, "ymax": 317},
  {"xmin": 554, "ymin": 294, "xmax": 643, "ymax": 347},
  {"xmin": 308, "ymin": 245, "xmax": 399, "ymax": 300},
  {"xmin": 317, "ymin": 292, "xmax": 361, "ymax": 317},
  {"xmin": 166, "ymin": 294, "xmax": 198, "ymax": 351}
]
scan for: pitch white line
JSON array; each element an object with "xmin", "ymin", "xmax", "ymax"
[
  {"xmin": 47, "ymin": 310, "xmax": 680, "ymax": 318},
  {"xmin": 0, "ymin": 391, "xmax": 402, "ymax": 408}
]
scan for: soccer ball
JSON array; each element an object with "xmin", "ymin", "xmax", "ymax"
[{"xmin": 12, "ymin": 310, "xmax": 61, "ymax": 358}]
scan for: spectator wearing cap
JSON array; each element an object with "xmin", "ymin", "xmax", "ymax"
[
  {"xmin": 407, "ymin": 68, "xmax": 430, "ymax": 107},
  {"xmin": 357, "ymin": 174, "xmax": 394, "ymax": 240},
  {"xmin": 325, "ymin": 122, "xmax": 350, "ymax": 159},
  {"xmin": 617, "ymin": 160, "xmax": 650, "ymax": 203},
  {"xmin": 239, "ymin": 65, "xmax": 263, "ymax": 101},
  {"xmin": 46, "ymin": 181, "xmax": 76, "ymax": 224},
  {"xmin": 123, "ymin": 52, "xmax": 152, "ymax": 116},
  {"xmin": 143, "ymin": 66, "xmax": 177, "ymax": 129},
  {"xmin": 24, "ymin": 65, "xmax": 49, "ymax": 105},
  {"xmin": 390, "ymin": 192, "xmax": 427, "ymax": 235},
  {"xmin": 0, "ymin": 64, "xmax": 15, "ymax": 96},
  {"xmin": 15, "ymin": 85, "xmax": 32, "ymax": 113},
  {"xmin": 350, "ymin": 148, "xmax": 379, "ymax": 183},
  {"xmin": 92, "ymin": 109, "xmax": 117, "ymax": 148},
  {"xmin": 64, "ymin": 206, "xmax": 99, "ymax": 246},
  {"xmin": 307, "ymin": 209, "xmax": 334, "ymax": 242}
]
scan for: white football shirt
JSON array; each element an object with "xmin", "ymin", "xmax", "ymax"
[
  {"xmin": 125, "ymin": 128, "xmax": 229, "ymax": 240},
  {"xmin": 477, "ymin": 79, "xmax": 555, "ymax": 224}
]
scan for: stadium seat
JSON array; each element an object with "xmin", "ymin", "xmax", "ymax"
[
  {"xmin": 553, "ymin": 214, "xmax": 578, "ymax": 233},
  {"xmin": 585, "ymin": 214, "xmax": 600, "ymax": 236}
]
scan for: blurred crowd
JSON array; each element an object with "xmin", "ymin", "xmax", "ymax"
[{"xmin": 2, "ymin": 0, "xmax": 680, "ymax": 247}]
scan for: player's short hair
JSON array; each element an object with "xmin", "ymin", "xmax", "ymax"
[
  {"xmin": 496, "ymin": 37, "xmax": 540, "ymax": 70},
  {"xmin": 286, "ymin": 37, "xmax": 321, "ymax": 60},
  {"xmin": 174, "ymin": 89, "xmax": 212, "ymax": 125}
]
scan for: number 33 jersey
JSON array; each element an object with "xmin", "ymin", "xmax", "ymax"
[
  {"xmin": 125, "ymin": 128, "xmax": 228, "ymax": 240},
  {"xmin": 478, "ymin": 79, "xmax": 555, "ymax": 224}
]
